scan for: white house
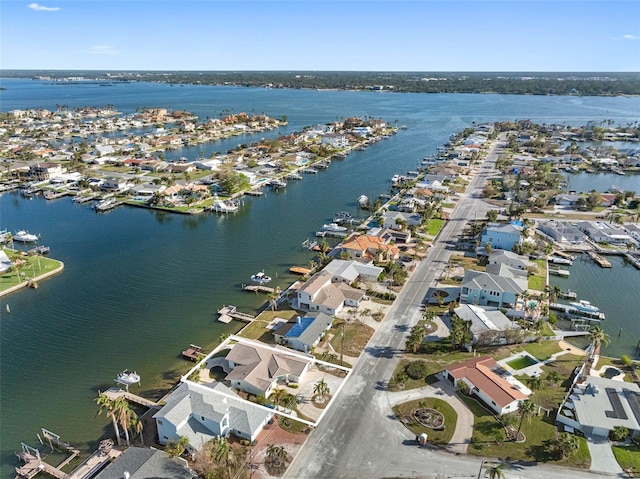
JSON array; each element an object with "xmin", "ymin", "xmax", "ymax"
[
  {"xmin": 153, "ymin": 381, "xmax": 273, "ymax": 450},
  {"xmin": 444, "ymin": 356, "xmax": 528, "ymax": 415},
  {"xmin": 296, "ymin": 270, "xmax": 366, "ymax": 316},
  {"xmin": 225, "ymin": 341, "xmax": 312, "ymax": 397},
  {"xmin": 273, "ymin": 313, "xmax": 334, "ymax": 354},
  {"xmin": 481, "ymin": 223, "xmax": 524, "ymax": 251}
]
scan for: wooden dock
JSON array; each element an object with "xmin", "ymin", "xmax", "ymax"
[
  {"xmin": 587, "ymin": 251, "xmax": 612, "ymax": 268},
  {"xmin": 15, "ymin": 429, "xmax": 80, "ymax": 479},
  {"xmin": 217, "ymin": 305, "xmax": 256, "ymax": 323},
  {"xmin": 290, "ymin": 266, "xmax": 311, "ymax": 275},
  {"xmin": 242, "ymin": 284, "xmax": 275, "ymax": 294},
  {"xmin": 553, "ymin": 250, "xmax": 576, "ymax": 261},
  {"xmin": 182, "ymin": 344, "xmax": 203, "ymax": 361},
  {"xmin": 100, "ymin": 388, "xmax": 159, "ymax": 408}
]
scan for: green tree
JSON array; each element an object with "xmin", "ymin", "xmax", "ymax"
[
  {"xmin": 554, "ymin": 432, "xmax": 579, "ymax": 458},
  {"xmin": 405, "ymin": 324, "xmax": 424, "ymax": 354},
  {"xmin": 486, "ymin": 210, "xmax": 499, "ymax": 222},
  {"xmin": 95, "ymin": 394, "xmax": 122, "ymax": 446},
  {"xmin": 269, "ymin": 387, "xmax": 288, "ymax": 407},
  {"xmin": 314, "ymin": 377, "xmax": 330, "ymax": 400},
  {"xmin": 515, "ymin": 399, "xmax": 536, "ymax": 440},
  {"xmin": 486, "ymin": 461, "xmax": 510, "ymax": 479},
  {"xmin": 588, "ymin": 326, "xmax": 610, "ymax": 360},
  {"xmin": 527, "ymin": 375, "xmax": 544, "ymax": 391},
  {"xmin": 165, "ymin": 435, "xmax": 190, "ymax": 458},
  {"xmin": 610, "ymin": 425, "xmax": 629, "ymax": 441},
  {"xmin": 114, "ymin": 397, "xmax": 137, "ymax": 447}
]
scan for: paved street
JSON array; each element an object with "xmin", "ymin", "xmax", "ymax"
[{"xmin": 284, "ymin": 137, "xmax": 619, "ymax": 479}]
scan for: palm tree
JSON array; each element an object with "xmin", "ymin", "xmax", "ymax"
[
  {"xmin": 131, "ymin": 416, "xmax": 144, "ymax": 446},
  {"xmin": 114, "ymin": 397, "xmax": 136, "ymax": 447},
  {"xmin": 405, "ymin": 324, "xmax": 423, "ymax": 354},
  {"xmin": 550, "ymin": 285, "xmax": 561, "ymax": 304},
  {"xmin": 587, "ymin": 325, "xmax": 610, "ymax": 360},
  {"xmin": 554, "ymin": 432, "xmax": 579, "ymax": 458},
  {"xmin": 547, "ymin": 370, "xmax": 563, "ymax": 386},
  {"xmin": 515, "ymin": 399, "xmax": 536, "ymax": 440},
  {"xmin": 527, "ymin": 375, "xmax": 544, "ymax": 391},
  {"xmin": 269, "ymin": 387, "xmax": 288, "ymax": 407},
  {"xmin": 95, "ymin": 394, "xmax": 122, "ymax": 446},
  {"xmin": 486, "ymin": 461, "xmax": 509, "ymax": 479},
  {"xmin": 313, "ymin": 377, "xmax": 330, "ymax": 401},
  {"xmin": 166, "ymin": 435, "xmax": 190, "ymax": 458}
]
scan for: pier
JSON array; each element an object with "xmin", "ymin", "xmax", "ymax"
[
  {"xmin": 242, "ymin": 284, "xmax": 275, "ymax": 294},
  {"xmin": 301, "ymin": 238, "xmax": 318, "ymax": 250},
  {"xmin": 15, "ymin": 429, "xmax": 79, "ymax": 479},
  {"xmin": 625, "ymin": 253, "xmax": 640, "ymax": 270},
  {"xmin": 315, "ymin": 230, "xmax": 348, "ymax": 238},
  {"xmin": 549, "ymin": 268, "xmax": 570, "ymax": 277},
  {"xmin": 182, "ymin": 344, "xmax": 203, "ymax": 361},
  {"xmin": 587, "ymin": 251, "xmax": 612, "ymax": 268},
  {"xmin": 290, "ymin": 266, "xmax": 311, "ymax": 275},
  {"xmin": 99, "ymin": 387, "xmax": 159, "ymax": 408},
  {"xmin": 549, "ymin": 303, "xmax": 605, "ymax": 320},
  {"xmin": 217, "ymin": 305, "xmax": 256, "ymax": 323}
]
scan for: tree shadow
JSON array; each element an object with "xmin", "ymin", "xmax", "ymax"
[{"xmin": 365, "ymin": 345, "xmax": 399, "ymax": 358}]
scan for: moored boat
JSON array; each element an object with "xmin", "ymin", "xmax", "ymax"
[
  {"xmin": 115, "ymin": 369, "xmax": 140, "ymax": 387},
  {"xmin": 13, "ymin": 230, "xmax": 38, "ymax": 242},
  {"xmin": 321, "ymin": 223, "xmax": 347, "ymax": 232},
  {"xmin": 251, "ymin": 271, "xmax": 272, "ymax": 284},
  {"xmin": 570, "ymin": 299, "xmax": 600, "ymax": 314}
]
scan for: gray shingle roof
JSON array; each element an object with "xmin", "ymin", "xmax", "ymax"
[{"xmin": 94, "ymin": 447, "xmax": 194, "ymax": 479}]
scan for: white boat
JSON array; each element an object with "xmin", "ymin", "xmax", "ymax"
[
  {"xmin": 333, "ymin": 211, "xmax": 352, "ymax": 224},
  {"xmin": 116, "ymin": 369, "xmax": 140, "ymax": 386},
  {"xmin": 251, "ymin": 271, "xmax": 272, "ymax": 284},
  {"xmin": 269, "ymin": 178, "xmax": 287, "ymax": 189},
  {"xmin": 286, "ymin": 172, "xmax": 303, "ymax": 180},
  {"xmin": 322, "ymin": 223, "xmax": 347, "ymax": 232},
  {"xmin": 570, "ymin": 300, "xmax": 600, "ymax": 314},
  {"xmin": 13, "ymin": 230, "xmax": 38, "ymax": 242},
  {"xmin": 94, "ymin": 198, "xmax": 117, "ymax": 211},
  {"xmin": 559, "ymin": 289, "xmax": 577, "ymax": 299},
  {"xmin": 210, "ymin": 195, "xmax": 239, "ymax": 214}
]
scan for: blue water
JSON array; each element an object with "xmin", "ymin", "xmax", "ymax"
[{"xmin": 1, "ymin": 78, "xmax": 639, "ymax": 476}]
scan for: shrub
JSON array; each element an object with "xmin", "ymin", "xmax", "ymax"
[
  {"xmin": 621, "ymin": 355, "xmax": 632, "ymax": 366},
  {"xmin": 406, "ymin": 360, "xmax": 428, "ymax": 380},
  {"xmin": 288, "ymin": 383, "xmax": 299, "ymax": 389}
]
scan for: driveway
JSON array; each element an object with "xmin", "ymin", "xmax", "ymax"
[
  {"xmin": 585, "ymin": 434, "xmax": 623, "ymax": 475},
  {"xmin": 386, "ymin": 378, "xmax": 474, "ymax": 454}
]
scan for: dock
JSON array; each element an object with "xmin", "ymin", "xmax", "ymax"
[
  {"xmin": 99, "ymin": 387, "xmax": 159, "ymax": 408},
  {"xmin": 625, "ymin": 253, "xmax": 640, "ymax": 270},
  {"xmin": 553, "ymin": 250, "xmax": 576, "ymax": 261},
  {"xmin": 587, "ymin": 251, "xmax": 612, "ymax": 268},
  {"xmin": 15, "ymin": 430, "xmax": 80, "ymax": 479},
  {"xmin": 302, "ymin": 238, "xmax": 318, "ymax": 250},
  {"xmin": 315, "ymin": 230, "xmax": 348, "ymax": 238},
  {"xmin": 217, "ymin": 305, "xmax": 256, "ymax": 323},
  {"xmin": 549, "ymin": 303, "xmax": 605, "ymax": 320},
  {"xmin": 242, "ymin": 284, "xmax": 275, "ymax": 294},
  {"xmin": 549, "ymin": 268, "xmax": 570, "ymax": 277},
  {"xmin": 182, "ymin": 344, "xmax": 203, "ymax": 361},
  {"xmin": 290, "ymin": 266, "xmax": 311, "ymax": 275}
]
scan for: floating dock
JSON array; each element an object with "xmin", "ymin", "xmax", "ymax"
[
  {"xmin": 549, "ymin": 268, "xmax": 570, "ymax": 277},
  {"xmin": 182, "ymin": 344, "xmax": 203, "ymax": 361},
  {"xmin": 217, "ymin": 305, "xmax": 255, "ymax": 323},
  {"xmin": 587, "ymin": 251, "xmax": 612, "ymax": 268}
]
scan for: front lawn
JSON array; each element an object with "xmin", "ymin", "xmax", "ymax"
[
  {"xmin": 462, "ymin": 395, "xmax": 590, "ymax": 468},
  {"xmin": 612, "ymin": 444, "xmax": 640, "ymax": 474},
  {"xmin": 426, "ymin": 219, "xmax": 445, "ymax": 236},
  {"xmin": 392, "ymin": 398, "xmax": 457, "ymax": 446}
]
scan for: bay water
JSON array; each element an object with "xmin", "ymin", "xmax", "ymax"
[{"xmin": 1, "ymin": 78, "xmax": 639, "ymax": 475}]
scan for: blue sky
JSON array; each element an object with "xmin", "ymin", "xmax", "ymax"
[{"xmin": 1, "ymin": 1, "xmax": 639, "ymax": 71}]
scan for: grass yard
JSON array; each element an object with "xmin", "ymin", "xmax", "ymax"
[
  {"xmin": 0, "ymin": 251, "xmax": 63, "ymax": 293},
  {"xmin": 426, "ymin": 219, "xmax": 445, "ymax": 236},
  {"xmin": 389, "ymin": 359, "xmax": 442, "ymax": 391},
  {"xmin": 528, "ymin": 259, "xmax": 547, "ymax": 291},
  {"xmin": 612, "ymin": 444, "xmax": 640, "ymax": 474},
  {"xmin": 328, "ymin": 319, "xmax": 375, "ymax": 358},
  {"xmin": 392, "ymin": 398, "xmax": 457, "ymax": 446},
  {"xmin": 236, "ymin": 309, "xmax": 299, "ymax": 343},
  {"xmin": 462, "ymin": 395, "xmax": 590, "ymax": 469}
]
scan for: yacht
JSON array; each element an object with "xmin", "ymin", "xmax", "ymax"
[
  {"xmin": 210, "ymin": 195, "xmax": 239, "ymax": 214},
  {"xmin": 321, "ymin": 223, "xmax": 348, "ymax": 232},
  {"xmin": 13, "ymin": 231, "xmax": 38, "ymax": 242},
  {"xmin": 570, "ymin": 299, "xmax": 600, "ymax": 314}
]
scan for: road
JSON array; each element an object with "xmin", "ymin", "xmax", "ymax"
[{"xmin": 284, "ymin": 137, "xmax": 610, "ymax": 479}]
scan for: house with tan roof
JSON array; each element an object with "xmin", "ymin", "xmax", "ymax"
[
  {"xmin": 295, "ymin": 270, "xmax": 367, "ymax": 316},
  {"xmin": 225, "ymin": 340, "xmax": 312, "ymax": 397},
  {"xmin": 340, "ymin": 233, "xmax": 400, "ymax": 264},
  {"xmin": 444, "ymin": 356, "xmax": 528, "ymax": 415}
]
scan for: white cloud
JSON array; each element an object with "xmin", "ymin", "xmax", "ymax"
[
  {"xmin": 86, "ymin": 45, "xmax": 119, "ymax": 56},
  {"xmin": 622, "ymin": 34, "xmax": 640, "ymax": 40},
  {"xmin": 28, "ymin": 3, "xmax": 61, "ymax": 11}
]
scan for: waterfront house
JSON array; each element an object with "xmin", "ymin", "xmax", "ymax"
[
  {"xmin": 131, "ymin": 183, "xmax": 166, "ymax": 197},
  {"xmin": 273, "ymin": 313, "xmax": 334, "ymax": 353},
  {"xmin": 225, "ymin": 340, "xmax": 312, "ymax": 397},
  {"xmin": 28, "ymin": 162, "xmax": 64, "ymax": 180},
  {"xmin": 296, "ymin": 270, "xmax": 366, "ymax": 316},
  {"xmin": 94, "ymin": 446, "xmax": 195, "ymax": 479},
  {"xmin": 101, "ymin": 177, "xmax": 131, "ymax": 192},
  {"xmin": 340, "ymin": 233, "xmax": 400, "ymax": 264},
  {"xmin": 460, "ymin": 269, "xmax": 527, "ymax": 309},
  {"xmin": 624, "ymin": 223, "xmax": 640, "ymax": 244},
  {"xmin": 578, "ymin": 221, "xmax": 632, "ymax": 245},
  {"xmin": 487, "ymin": 250, "xmax": 530, "ymax": 271},
  {"xmin": 444, "ymin": 356, "xmax": 528, "ymax": 415},
  {"xmin": 555, "ymin": 193, "xmax": 582, "ymax": 207},
  {"xmin": 480, "ymin": 222, "xmax": 523, "ymax": 251},
  {"xmin": 538, "ymin": 220, "xmax": 586, "ymax": 244},
  {"xmin": 557, "ymin": 375, "xmax": 640, "ymax": 438},
  {"xmin": 454, "ymin": 304, "xmax": 521, "ymax": 349},
  {"xmin": 321, "ymin": 259, "xmax": 384, "ymax": 284},
  {"xmin": 0, "ymin": 250, "xmax": 13, "ymax": 274},
  {"xmin": 321, "ymin": 133, "xmax": 348, "ymax": 148},
  {"xmin": 154, "ymin": 381, "xmax": 274, "ymax": 451},
  {"xmin": 380, "ymin": 211, "xmax": 422, "ymax": 230}
]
